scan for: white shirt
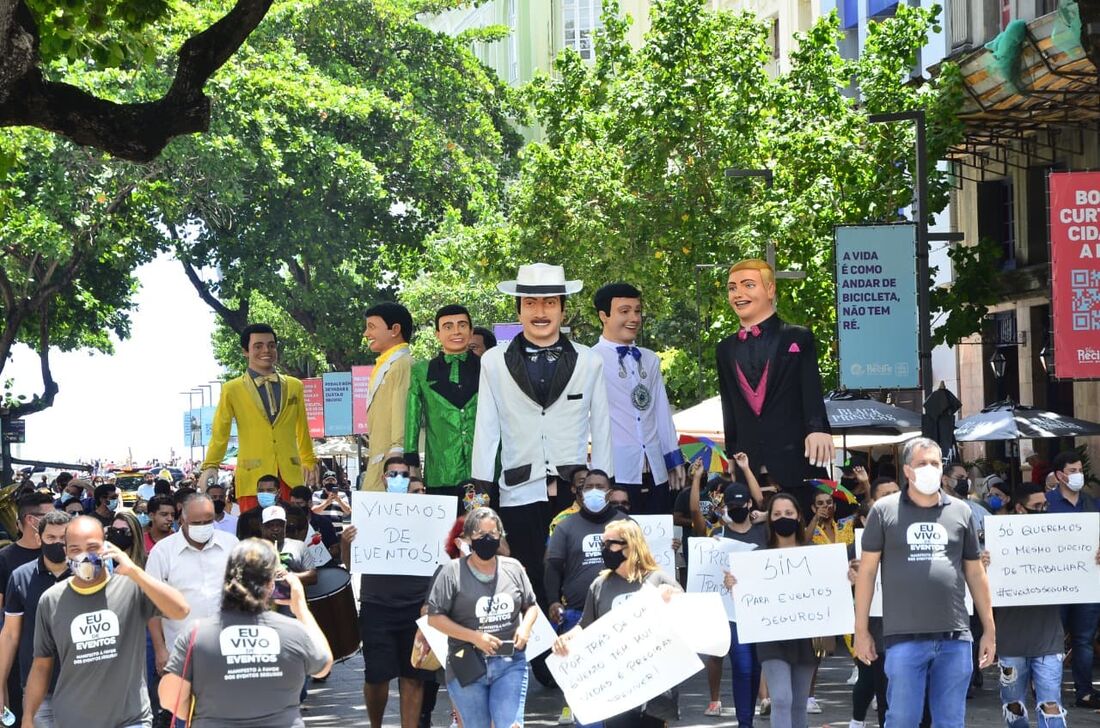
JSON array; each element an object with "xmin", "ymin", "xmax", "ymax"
[
  {"xmin": 593, "ymin": 336, "xmax": 682, "ymax": 485},
  {"xmin": 144, "ymin": 528, "xmax": 239, "ymax": 648},
  {"xmin": 213, "ymin": 511, "xmax": 238, "ymax": 535}
]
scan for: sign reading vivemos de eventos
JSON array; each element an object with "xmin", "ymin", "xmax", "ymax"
[
  {"xmin": 835, "ymin": 224, "xmax": 919, "ymax": 389},
  {"xmin": 985, "ymin": 513, "xmax": 1100, "ymax": 607},
  {"xmin": 1049, "ymin": 172, "xmax": 1100, "ymax": 379},
  {"xmin": 350, "ymin": 492, "xmax": 457, "ymax": 576}
]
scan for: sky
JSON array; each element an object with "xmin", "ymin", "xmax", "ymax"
[{"xmin": 6, "ymin": 254, "xmax": 223, "ymax": 465}]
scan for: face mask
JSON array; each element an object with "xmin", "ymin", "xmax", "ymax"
[
  {"xmin": 106, "ymin": 499, "xmax": 119, "ymax": 511},
  {"xmin": 953, "ymin": 477, "xmax": 970, "ymax": 498},
  {"xmin": 187, "ymin": 523, "xmax": 215, "ymax": 544},
  {"xmin": 471, "ymin": 535, "xmax": 500, "ymax": 560},
  {"xmin": 256, "ymin": 492, "xmax": 277, "ymax": 508},
  {"xmin": 60, "ymin": 492, "xmax": 73, "ymax": 504},
  {"xmin": 42, "ymin": 542, "xmax": 67, "ymax": 565},
  {"xmin": 67, "ymin": 552, "xmax": 106, "ymax": 582},
  {"xmin": 771, "ymin": 517, "xmax": 800, "ymax": 538},
  {"xmin": 106, "ymin": 528, "xmax": 133, "ymax": 551},
  {"xmin": 457, "ymin": 541, "xmax": 471, "ymax": 556},
  {"xmin": 213, "ymin": 499, "xmax": 226, "ymax": 515},
  {"xmin": 1067, "ymin": 472, "xmax": 1086, "ymax": 492},
  {"xmin": 600, "ymin": 544, "xmax": 627, "ymax": 571},
  {"xmin": 136, "ymin": 512, "xmax": 150, "ymax": 528},
  {"xmin": 912, "ymin": 465, "xmax": 943, "ymax": 495},
  {"xmin": 385, "ymin": 475, "xmax": 410, "ymax": 494},
  {"xmin": 612, "ymin": 503, "xmax": 630, "ymax": 515},
  {"xmin": 1023, "ymin": 506, "xmax": 1045, "ymax": 514},
  {"xmin": 728, "ymin": 506, "xmax": 751, "ymax": 524},
  {"xmin": 986, "ymin": 495, "xmax": 1004, "ymax": 511},
  {"xmin": 581, "ymin": 489, "xmax": 608, "ymax": 513}
]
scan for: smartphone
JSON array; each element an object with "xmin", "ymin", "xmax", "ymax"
[
  {"xmin": 272, "ymin": 578, "xmax": 290, "ymax": 601},
  {"xmin": 495, "ymin": 640, "xmax": 515, "ymax": 657}
]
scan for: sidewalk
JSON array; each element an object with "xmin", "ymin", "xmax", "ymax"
[{"xmin": 303, "ymin": 651, "xmax": 1100, "ymax": 726}]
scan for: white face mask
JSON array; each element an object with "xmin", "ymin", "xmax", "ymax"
[
  {"xmin": 187, "ymin": 523, "xmax": 215, "ymax": 544},
  {"xmin": 457, "ymin": 541, "xmax": 471, "ymax": 557},
  {"xmin": 912, "ymin": 464, "xmax": 944, "ymax": 495},
  {"xmin": 1067, "ymin": 472, "xmax": 1086, "ymax": 492}
]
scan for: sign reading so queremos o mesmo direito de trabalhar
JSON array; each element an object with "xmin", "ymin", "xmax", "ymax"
[
  {"xmin": 349, "ymin": 492, "xmax": 457, "ymax": 576},
  {"xmin": 633, "ymin": 515, "xmax": 676, "ymax": 573},
  {"xmin": 984, "ymin": 512, "xmax": 1100, "ymax": 607},
  {"xmin": 686, "ymin": 536, "xmax": 758, "ymax": 621}
]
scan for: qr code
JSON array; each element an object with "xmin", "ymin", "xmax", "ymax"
[{"xmin": 1071, "ymin": 269, "xmax": 1100, "ymax": 331}]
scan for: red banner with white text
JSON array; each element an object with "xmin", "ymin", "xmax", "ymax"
[{"xmin": 1049, "ymin": 172, "xmax": 1100, "ymax": 379}]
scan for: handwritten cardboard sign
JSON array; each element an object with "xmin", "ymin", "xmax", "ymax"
[
  {"xmin": 350, "ymin": 492, "xmax": 457, "ymax": 575},
  {"xmin": 634, "ymin": 515, "xmax": 675, "ymax": 572},
  {"xmin": 986, "ymin": 513, "xmax": 1100, "ymax": 607},
  {"xmin": 728, "ymin": 543, "xmax": 854, "ymax": 643},
  {"xmin": 686, "ymin": 536, "xmax": 757, "ymax": 621},
  {"xmin": 416, "ymin": 608, "xmax": 558, "ymax": 663}
]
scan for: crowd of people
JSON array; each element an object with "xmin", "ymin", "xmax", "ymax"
[{"xmin": 0, "ymin": 259, "xmax": 1097, "ymax": 728}]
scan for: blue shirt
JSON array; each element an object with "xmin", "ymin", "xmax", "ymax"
[
  {"xmin": 1046, "ymin": 487, "xmax": 1097, "ymax": 514},
  {"xmin": 5, "ymin": 558, "xmax": 69, "ymax": 690}
]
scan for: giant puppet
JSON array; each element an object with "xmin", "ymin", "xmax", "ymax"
[
  {"xmin": 200, "ymin": 323, "xmax": 317, "ymax": 511},
  {"xmin": 361, "ymin": 302, "xmax": 413, "ymax": 491},
  {"xmin": 716, "ymin": 259, "xmax": 832, "ymax": 513}
]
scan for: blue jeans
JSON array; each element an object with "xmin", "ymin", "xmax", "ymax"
[
  {"xmin": 446, "ymin": 651, "xmax": 529, "ymax": 727},
  {"xmin": 884, "ymin": 638, "xmax": 972, "ymax": 728},
  {"xmin": 728, "ymin": 622, "xmax": 760, "ymax": 727},
  {"xmin": 1061, "ymin": 602, "xmax": 1100, "ymax": 700},
  {"xmin": 559, "ymin": 610, "xmax": 601, "ymax": 728},
  {"xmin": 999, "ymin": 654, "xmax": 1066, "ymax": 728}
]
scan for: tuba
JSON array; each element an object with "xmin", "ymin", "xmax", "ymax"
[{"xmin": 0, "ymin": 483, "xmax": 21, "ymax": 543}]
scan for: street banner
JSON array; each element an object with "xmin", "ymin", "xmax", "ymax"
[
  {"xmin": 183, "ymin": 410, "xmax": 200, "ymax": 447},
  {"xmin": 303, "ymin": 378, "xmax": 325, "ymax": 438},
  {"xmin": 322, "ymin": 372, "xmax": 353, "ymax": 437},
  {"xmin": 547, "ymin": 589, "xmax": 706, "ymax": 725},
  {"xmin": 854, "ymin": 528, "xmax": 883, "ymax": 617},
  {"xmin": 1049, "ymin": 172, "xmax": 1100, "ymax": 379},
  {"xmin": 351, "ymin": 365, "xmax": 373, "ymax": 434},
  {"xmin": 985, "ymin": 513, "xmax": 1100, "ymax": 607},
  {"xmin": 634, "ymin": 515, "xmax": 675, "ymax": 573},
  {"xmin": 199, "ymin": 406, "xmax": 217, "ymax": 446},
  {"xmin": 493, "ymin": 323, "xmax": 524, "ymax": 346},
  {"xmin": 727, "ymin": 543, "xmax": 854, "ymax": 643},
  {"xmin": 835, "ymin": 224, "xmax": 920, "ymax": 389},
  {"xmin": 416, "ymin": 608, "xmax": 558, "ymax": 664},
  {"xmin": 686, "ymin": 536, "xmax": 757, "ymax": 621},
  {"xmin": 349, "ymin": 492, "xmax": 457, "ymax": 575}
]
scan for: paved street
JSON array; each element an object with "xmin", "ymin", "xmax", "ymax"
[{"xmin": 302, "ymin": 651, "xmax": 1100, "ymax": 727}]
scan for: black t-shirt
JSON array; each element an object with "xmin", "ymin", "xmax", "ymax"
[
  {"xmin": 0, "ymin": 543, "xmax": 39, "ymax": 597},
  {"xmin": 4, "ymin": 558, "xmax": 68, "ymax": 688}
]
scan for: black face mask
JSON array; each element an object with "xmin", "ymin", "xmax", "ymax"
[
  {"xmin": 41, "ymin": 542, "xmax": 67, "ymax": 565},
  {"xmin": 953, "ymin": 477, "xmax": 970, "ymax": 498},
  {"xmin": 471, "ymin": 536, "xmax": 500, "ymax": 560},
  {"xmin": 106, "ymin": 527, "xmax": 133, "ymax": 551},
  {"xmin": 1023, "ymin": 506, "xmax": 1046, "ymax": 515},
  {"xmin": 601, "ymin": 545, "xmax": 627, "ymax": 571},
  {"xmin": 612, "ymin": 503, "xmax": 630, "ymax": 515},
  {"xmin": 212, "ymin": 499, "xmax": 226, "ymax": 515},
  {"xmin": 771, "ymin": 517, "xmax": 800, "ymax": 538},
  {"xmin": 728, "ymin": 506, "xmax": 751, "ymax": 524}
]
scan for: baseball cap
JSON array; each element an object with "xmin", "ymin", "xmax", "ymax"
[
  {"xmin": 323, "ymin": 471, "xmax": 337, "ymax": 480},
  {"xmin": 723, "ymin": 482, "xmax": 752, "ymax": 508},
  {"xmin": 262, "ymin": 505, "xmax": 287, "ymax": 524}
]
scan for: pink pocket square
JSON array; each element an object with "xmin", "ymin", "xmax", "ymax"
[{"xmin": 788, "ymin": 342, "xmax": 801, "ymax": 353}]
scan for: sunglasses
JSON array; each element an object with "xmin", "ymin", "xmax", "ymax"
[{"xmin": 604, "ymin": 539, "xmax": 627, "ymax": 547}]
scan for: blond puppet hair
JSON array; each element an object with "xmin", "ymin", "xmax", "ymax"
[
  {"xmin": 728, "ymin": 258, "xmax": 776, "ymax": 288},
  {"xmin": 600, "ymin": 518, "xmax": 662, "ymax": 583}
]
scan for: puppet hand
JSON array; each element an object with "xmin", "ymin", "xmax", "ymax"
[{"xmin": 804, "ymin": 432, "xmax": 834, "ymax": 469}]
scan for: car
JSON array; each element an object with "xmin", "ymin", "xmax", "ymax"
[{"xmin": 110, "ymin": 468, "xmax": 145, "ymax": 506}]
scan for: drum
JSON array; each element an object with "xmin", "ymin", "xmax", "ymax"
[{"xmin": 306, "ymin": 566, "xmax": 360, "ymax": 661}]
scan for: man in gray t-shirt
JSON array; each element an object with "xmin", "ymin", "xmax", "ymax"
[{"xmin": 853, "ymin": 438, "xmax": 994, "ymax": 728}]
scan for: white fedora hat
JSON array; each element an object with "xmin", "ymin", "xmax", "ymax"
[{"xmin": 497, "ymin": 263, "xmax": 583, "ymax": 297}]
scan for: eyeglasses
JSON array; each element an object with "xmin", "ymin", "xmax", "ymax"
[
  {"xmin": 385, "ymin": 471, "xmax": 409, "ymax": 478},
  {"xmin": 604, "ymin": 539, "xmax": 627, "ymax": 547}
]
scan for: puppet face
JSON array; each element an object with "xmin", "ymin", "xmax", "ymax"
[
  {"xmin": 364, "ymin": 315, "xmax": 401, "ymax": 354},
  {"xmin": 518, "ymin": 296, "xmax": 563, "ymax": 346},
  {"xmin": 245, "ymin": 332, "xmax": 279, "ymax": 372},
  {"xmin": 436, "ymin": 313, "xmax": 472, "ymax": 354},
  {"xmin": 727, "ymin": 269, "xmax": 775, "ymax": 326},
  {"xmin": 599, "ymin": 297, "xmax": 642, "ymax": 345}
]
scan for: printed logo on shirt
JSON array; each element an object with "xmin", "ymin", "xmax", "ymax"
[
  {"xmin": 581, "ymin": 533, "xmax": 605, "ymax": 566},
  {"xmin": 220, "ymin": 626, "xmax": 286, "ymax": 681},
  {"xmin": 475, "ymin": 594, "xmax": 515, "ymax": 629},
  {"xmin": 69, "ymin": 609, "xmax": 120, "ymax": 665},
  {"xmin": 905, "ymin": 522, "xmax": 949, "ymax": 562}
]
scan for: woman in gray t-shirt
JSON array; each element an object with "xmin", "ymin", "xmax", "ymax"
[{"xmin": 159, "ymin": 538, "xmax": 333, "ymax": 727}]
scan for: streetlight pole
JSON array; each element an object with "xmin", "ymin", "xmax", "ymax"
[
  {"xmin": 191, "ymin": 388, "xmax": 205, "ymax": 461},
  {"xmin": 867, "ymin": 110, "xmax": 933, "ymax": 401}
]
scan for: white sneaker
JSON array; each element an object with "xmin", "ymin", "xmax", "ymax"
[
  {"xmin": 870, "ymin": 697, "xmax": 878, "ymax": 712},
  {"xmin": 807, "ymin": 696, "xmax": 823, "ymax": 714},
  {"xmin": 704, "ymin": 700, "xmax": 723, "ymax": 716},
  {"xmin": 558, "ymin": 706, "xmax": 575, "ymax": 725},
  {"xmin": 846, "ymin": 665, "xmax": 860, "ymax": 684},
  {"xmin": 849, "ymin": 721, "xmax": 866, "ymax": 728}
]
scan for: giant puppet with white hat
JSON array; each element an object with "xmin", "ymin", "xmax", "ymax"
[{"xmin": 470, "ymin": 263, "xmax": 613, "ymax": 606}]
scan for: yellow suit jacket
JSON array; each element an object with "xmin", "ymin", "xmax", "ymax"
[
  {"xmin": 363, "ymin": 354, "xmax": 411, "ymax": 491},
  {"xmin": 202, "ymin": 373, "xmax": 317, "ymax": 498}
]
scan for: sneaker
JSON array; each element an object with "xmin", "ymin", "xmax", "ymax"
[
  {"xmin": 846, "ymin": 664, "xmax": 859, "ymax": 684},
  {"xmin": 704, "ymin": 701, "xmax": 722, "ymax": 717},
  {"xmin": 758, "ymin": 698, "xmax": 771, "ymax": 717},
  {"xmin": 849, "ymin": 721, "xmax": 866, "ymax": 728},
  {"xmin": 558, "ymin": 706, "xmax": 575, "ymax": 725},
  {"xmin": 807, "ymin": 696, "xmax": 823, "ymax": 714},
  {"xmin": 870, "ymin": 696, "xmax": 878, "ymax": 712},
  {"xmin": 1076, "ymin": 692, "xmax": 1100, "ymax": 709}
]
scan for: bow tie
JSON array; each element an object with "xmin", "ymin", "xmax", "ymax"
[
  {"xmin": 737, "ymin": 325, "xmax": 762, "ymax": 341},
  {"xmin": 253, "ymin": 374, "xmax": 279, "ymax": 386},
  {"xmin": 525, "ymin": 344, "xmax": 563, "ymax": 363},
  {"xmin": 443, "ymin": 352, "xmax": 468, "ymax": 384},
  {"xmin": 616, "ymin": 345, "xmax": 641, "ymax": 362}
]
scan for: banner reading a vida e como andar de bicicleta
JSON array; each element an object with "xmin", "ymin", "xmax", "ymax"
[{"xmin": 1049, "ymin": 172, "xmax": 1100, "ymax": 379}]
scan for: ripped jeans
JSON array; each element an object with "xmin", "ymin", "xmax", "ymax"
[{"xmin": 999, "ymin": 654, "xmax": 1066, "ymax": 728}]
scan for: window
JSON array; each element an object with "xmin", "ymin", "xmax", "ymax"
[
  {"xmin": 977, "ymin": 178, "xmax": 1016, "ymax": 271},
  {"xmin": 768, "ymin": 16, "xmax": 780, "ymax": 59},
  {"xmin": 563, "ymin": 0, "xmax": 602, "ymax": 60},
  {"xmin": 508, "ymin": 0, "xmax": 519, "ymax": 83}
]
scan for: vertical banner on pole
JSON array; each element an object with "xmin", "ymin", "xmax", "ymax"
[
  {"xmin": 1049, "ymin": 172, "xmax": 1100, "ymax": 379},
  {"xmin": 352, "ymin": 366, "xmax": 373, "ymax": 434},
  {"xmin": 303, "ymin": 378, "xmax": 325, "ymax": 438},
  {"xmin": 835, "ymin": 224, "xmax": 920, "ymax": 389},
  {"xmin": 199, "ymin": 406, "xmax": 217, "ymax": 446},
  {"xmin": 322, "ymin": 372, "xmax": 354, "ymax": 437}
]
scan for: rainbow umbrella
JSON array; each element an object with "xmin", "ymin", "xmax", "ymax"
[
  {"xmin": 678, "ymin": 435, "xmax": 729, "ymax": 473},
  {"xmin": 807, "ymin": 478, "xmax": 858, "ymax": 505}
]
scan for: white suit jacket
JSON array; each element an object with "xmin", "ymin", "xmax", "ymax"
[{"xmin": 472, "ymin": 336, "xmax": 613, "ymax": 507}]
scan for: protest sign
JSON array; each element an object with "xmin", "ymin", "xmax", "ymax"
[
  {"xmin": 854, "ymin": 528, "xmax": 883, "ymax": 617},
  {"xmin": 728, "ymin": 543, "xmax": 853, "ymax": 643},
  {"xmin": 686, "ymin": 536, "xmax": 756, "ymax": 621},
  {"xmin": 986, "ymin": 513, "xmax": 1100, "ymax": 607},
  {"xmin": 665, "ymin": 592, "xmax": 732, "ymax": 657},
  {"xmin": 416, "ymin": 609, "xmax": 558, "ymax": 663},
  {"xmin": 634, "ymin": 515, "xmax": 675, "ymax": 572},
  {"xmin": 547, "ymin": 589, "xmax": 704, "ymax": 724},
  {"xmin": 349, "ymin": 492, "xmax": 457, "ymax": 575}
]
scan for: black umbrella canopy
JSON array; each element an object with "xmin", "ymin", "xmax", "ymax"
[
  {"xmin": 824, "ymin": 397, "xmax": 922, "ymax": 435},
  {"xmin": 954, "ymin": 402, "xmax": 1100, "ymax": 442}
]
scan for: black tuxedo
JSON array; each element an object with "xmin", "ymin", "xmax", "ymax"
[{"xmin": 716, "ymin": 316, "xmax": 830, "ymax": 505}]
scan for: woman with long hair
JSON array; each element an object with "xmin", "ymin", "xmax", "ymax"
[
  {"xmin": 159, "ymin": 538, "xmax": 333, "ymax": 726},
  {"xmin": 108, "ymin": 509, "xmax": 148, "ymax": 568},
  {"xmin": 725, "ymin": 493, "xmax": 816, "ymax": 728},
  {"xmin": 552, "ymin": 518, "xmax": 682, "ymax": 727}
]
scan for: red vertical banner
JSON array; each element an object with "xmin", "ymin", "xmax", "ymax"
[
  {"xmin": 303, "ymin": 377, "xmax": 325, "ymax": 438},
  {"xmin": 1049, "ymin": 171, "xmax": 1100, "ymax": 379},
  {"xmin": 352, "ymin": 365, "xmax": 373, "ymax": 434}
]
